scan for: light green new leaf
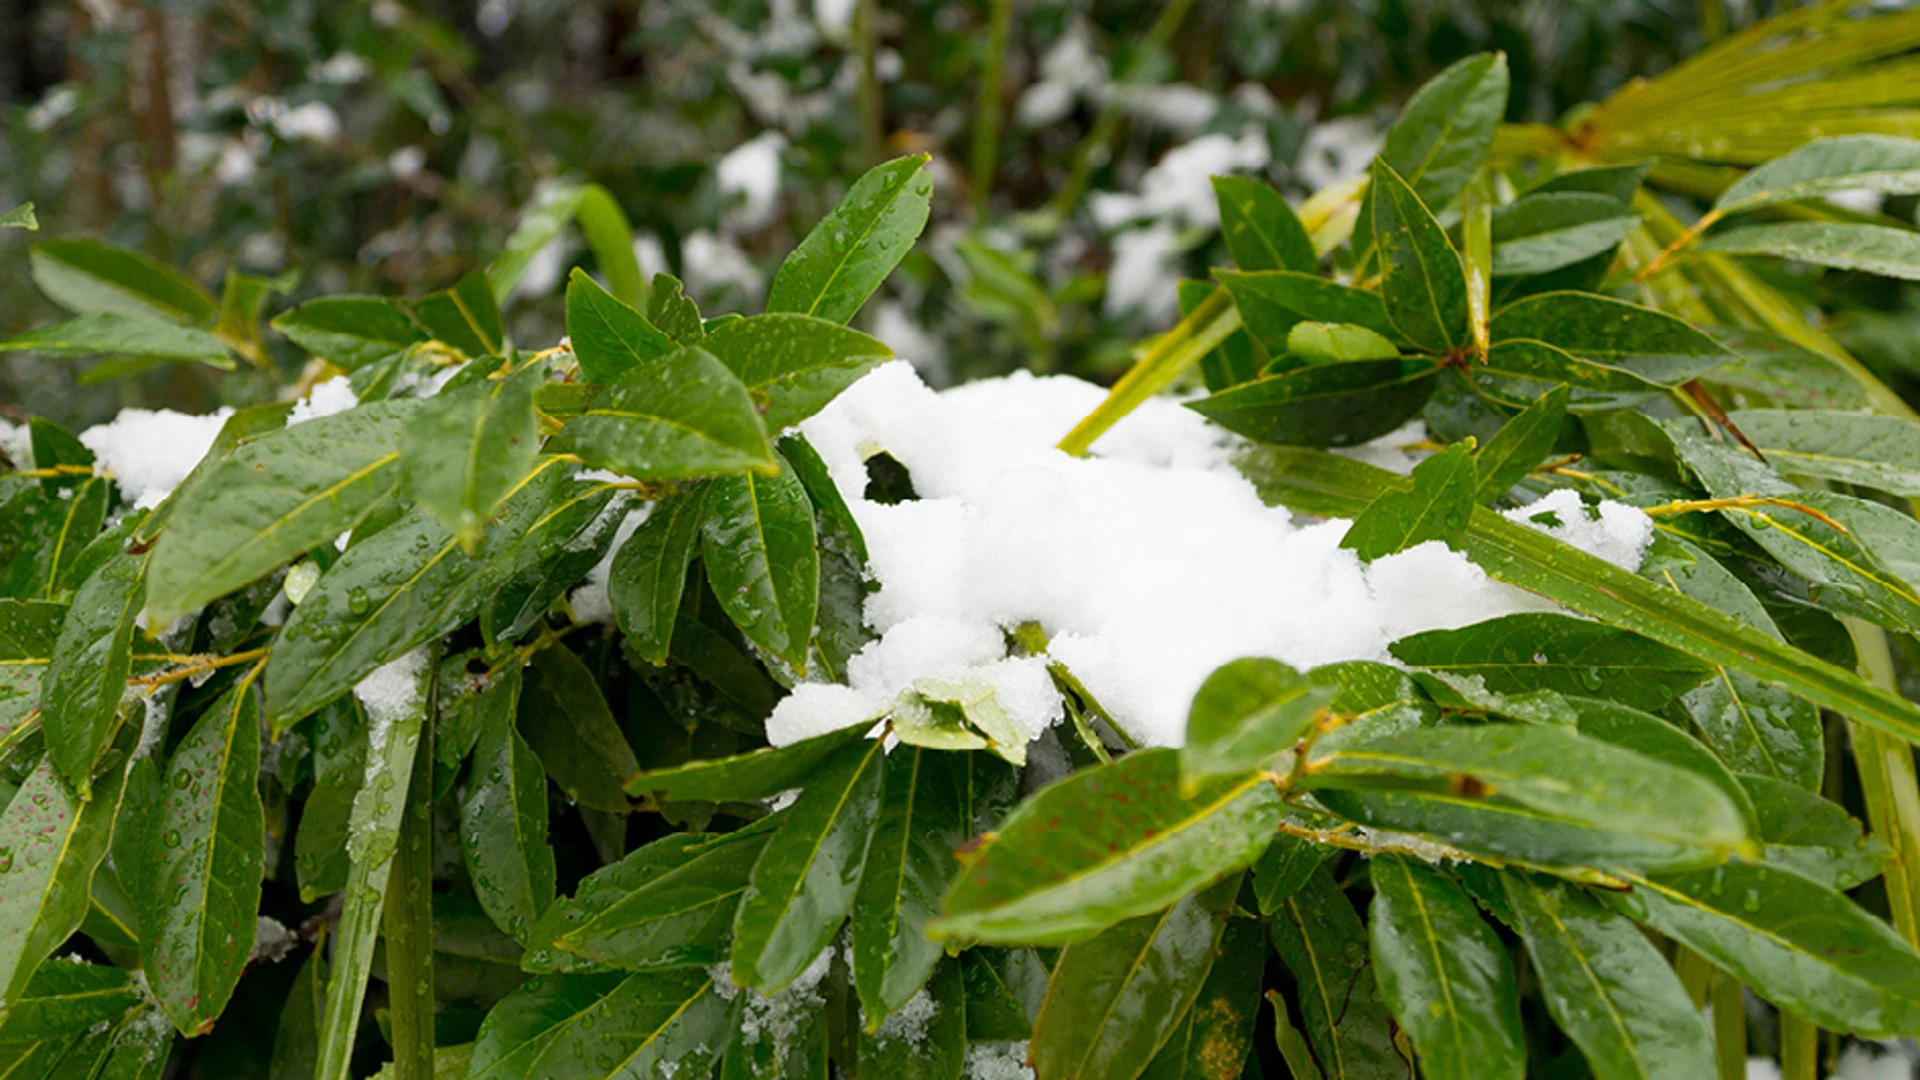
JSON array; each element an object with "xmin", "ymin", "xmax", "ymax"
[
  {"xmin": 935, "ymin": 748, "xmax": 1281, "ymax": 946},
  {"xmin": 0, "ymin": 203, "xmax": 35, "ymax": 230},
  {"xmin": 1138, "ymin": 915, "xmax": 1267, "ymax": 1080},
  {"xmin": 1030, "ymin": 876, "xmax": 1236, "ymax": 1080},
  {"xmin": 1181, "ymin": 657, "xmax": 1335, "ymax": 787},
  {"xmin": 1286, "ymin": 322, "xmax": 1400, "ymax": 364},
  {"xmin": 767, "ymin": 153, "xmax": 933, "ymax": 325},
  {"xmin": 852, "ymin": 746, "xmax": 974, "ymax": 1021},
  {"xmin": 1489, "ymin": 194, "xmax": 1639, "ymax": 277},
  {"xmin": 462, "ymin": 676, "xmax": 556, "ymax": 945},
  {"xmin": 1474, "ymin": 384, "xmax": 1568, "ymax": 503},
  {"xmin": 402, "ymin": 358, "xmax": 543, "ymax": 550},
  {"xmin": 623, "ymin": 721, "xmax": 871, "ymax": 801},
  {"xmin": 411, "ymin": 267, "xmax": 505, "ymax": 358},
  {"xmin": 1503, "ymin": 872, "xmax": 1714, "ymax": 1080},
  {"xmin": 564, "ymin": 269, "xmax": 674, "ymax": 383},
  {"xmin": 549, "ymin": 346, "xmax": 776, "ymax": 481},
  {"xmin": 1271, "ymin": 867, "xmax": 1407, "ymax": 1080},
  {"xmin": 1715, "ymin": 135, "xmax": 1920, "ymax": 217},
  {"xmin": 468, "ymin": 970, "xmax": 732, "ymax": 1080},
  {"xmin": 1213, "ymin": 176, "xmax": 1315, "ymax": 273},
  {"xmin": 731, "ymin": 738, "xmax": 885, "ymax": 993},
  {"xmin": 30, "ymin": 239, "xmax": 217, "ymax": 325},
  {"xmin": 518, "ymin": 645, "xmax": 639, "ymax": 814},
  {"xmin": 541, "ymin": 827, "xmax": 772, "ymax": 972},
  {"xmin": 1696, "ymin": 222, "xmax": 1920, "ymax": 280},
  {"xmin": 1368, "ymin": 856, "xmax": 1524, "ymax": 1080},
  {"xmin": 1371, "ymin": 159, "xmax": 1469, "ymax": 353},
  {"xmin": 702, "ymin": 314, "xmax": 892, "ymax": 431},
  {"xmin": 0, "ymin": 313, "xmax": 232, "ymax": 366},
  {"xmin": 491, "ymin": 183, "xmax": 645, "ymax": 308},
  {"xmin": 39, "ymin": 551, "xmax": 145, "ymax": 796},
  {"xmin": 701, "ymin": 454, "xmax": 819, "ymax": 669},
  {"xmin": 270, "ymin": 297, "xmax": 429, "ymax": 372},
  {"xmin": 1722, "ymin": 409, "xmax": 1920, "ymax": 496},
  {"xmin": 607, "ymin": 491, "xmax": 703, "ymax": 664},
  {"xmin": 1341, "ymin": 440, "xmax": 1479, "ymax": 561}
]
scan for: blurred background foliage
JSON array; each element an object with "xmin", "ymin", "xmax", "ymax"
[{"xmin": 0, "ymin": 0, "xmax": 1889, "ymax": 430}]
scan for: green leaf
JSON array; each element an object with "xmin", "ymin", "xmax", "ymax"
[
  {"xmin": 518, "ymin": 645, "xmax": 639, "ymax": 814},
  {"xmin": 1567, "ymin": 696, "xmax": 1756, "ymax": 834},
  {"xmin": 481, "ymin": 483, "xmax": 625, "ymax": 644},
  {"xmin": 961, "ymin": 948, "xmax": 1046, "ymax": 1042},
  {"xmin": 1181, "ymin": 657, "xmax": 1335, "ymax": 787},
  {"xmin": 491, "ymin": 183, "xmax": 645, "ymax": 309},
  {"xmin": 1696, "ymin": 222, "xmax": 1920, "ymax": 279},
  {"xmin": 540, "ymin": 828, "xmax": 772, "ymax": 971},
  {"xmin": 133, "ymin": 401, "xmax": 294, "ymax": 553},
  {"xmin": 702, "ymin": 315, "xmax": 892, "ymax": 431},
  {"xmin": 269, "ymin": 944, "xmax": 327, "ymax": 1080},
  {"xmin": 146, "ymin": 399, "xmax": 417, "ymax": 624},
  {"xmin": 855, "ymin": 959, "xmax": 966, "ymax": 1080},
  {"xmin": 1305, "ymin": 723, "xmax": 1748, "ymax": 872},
  {"xmin": 0, "ymin": 479, "xmax": 106, "ymax": 602},
  {"xmin": 1721, "ymin": 408, "xmax": 1920, "ymax": 496},
  {"xmin": 701, "ymin": 455, "xmax": 820, "ymax": 669},
  {"xmin": 767, "ymin": 153, "xmax": 933, "ymax": 325},
  {"xmin": 1377, "ymin": 52, "xmax": 1509, "ymax": 213},
  {"xmin": 646, "ymin": 274, "xmax": 705, "ymax": 345},
  {"xmin": 0, "ymin": 603, "xmax": 69, "ymax": 745},
  {"xmin": 549, "ymin": 346, "xmax": 776, "ymax": 481},
  {"xmin": 1371, "ymin": 159, "xmax": 1470, "ymax": 353},
  {"xmin": 1341, "ymin": 440, "xmax": 1479, "ymax": 561},
  {"xmin": 270, "ymin": 297, "xmax": 429, "ymax": 372},
  {"xmin": 781, "ymin": 432, "xmax": 875, "ymax": 682},
  {"xmin": 1213, "ymin": 176, "xmax": 1315, "ymax": 273},
  {"xmin": 468, "ymin": 970, "xmax": 732, "ymax": 1079},
  {"xmin": 30, "ymin": 239, "xmax": 217, "ymax": 325},
  {"xmin": 1473, "ymin": 384, "xmax": 1568, "ymax": 503},
  {"xmin": 852, "ymin": 747, "xmax": 974, "ymax": 1021},
  {"xmin": 731, "ymin": 739, "xmax": 886, "ymax": 993},
  {"xmin": 1740, "ymin": 773, "xmax": 1887, "ymax": 890},
  {"xmin": 1502, "ymin": 872, "xmax": 1714, "ymax": 1080},
  {"xmin": 606, "ymin": 492, "xmax": 703, "ymax": 664},
  {"xmin": 0, "ymin": 961, "xmax": 136, "ymax": 1039},
  {"xmin": 1479, "ymin": 292, "xmax": 1733, "ymax": 408},
  {"xmin": 564, "ymin": 269, "xmax": 675, "ymax": 383},
  {"xmin": 1392, "ymin": 612, "xmax": 1711, "ymax": 712},
  {"xmin": 1286, "ymin": 322, "xmax": 1400, "ymax": 364},
  {"xmin": 0, "ymin": 313, "xmax": 233, "ymax": 366},
  {"xmin": 935, "ymin": 749, "xmax": 1281, "ymax": 946},
  {"xmin": 1215, "ymin": 270, "xmax": 1402, "ymax": 351},
  {"xmin": 1253, "ymin": 832, "xmax": 1333, "ymax": 915},
  {"xmin": 1489, "ymin": 194, "xmax": 1639, "ymax": 277},
  {"xmin": 623, "ymin": 722, "xmax": 872, "ymax": 801},
  {"xmin": 1714, "ymin": 135, "xmax": 1920, "ymax": 217},
  {"xmin": 1187, "ymin": 359, "xmax": 1437, "ymax": 448},
  {"xmin": 402, "ymin": 359, "xmax": 543, "ymax": 549},
  {"xmin": 1368, "ymin": 856, "xmax": 1524, "ymax": 1080},
  {"xmin": 39, "ymin": 551, "xmax": 144, "ymax": 796},
  {"xmin": 1137, "ymin": 915, "xmax": 1266, "ymax": 1080},
  {"xmin": 295, "ymin": 704, "xmax": 365, "ymax": 902},
  {"xmin": 462, "ymin": 675, "xmax": 557, "ymax": 945},
  {"xmin": 411, "ymin": 268, "xmax": 506, "ymax": 357},
  {"xmin": 1613, "ymin": 862, "xmax": 1920, "ymax": 1038},
  {"xmin": 0, "ymin": 203, "xmax": 36, "ymax": 230},
  {"xmin": 139, "ymin": 683, "xmax": 264, "ymax": 1035},
  {"xmin": 1703, "ymin": 327, "xmax": 1865, "ymax": 411},
  {"xmin": 1271, "ymin": 867, "xmax": 1407, "ymax": 1080},
  {"xmin": 1030, "ymin": 876, "xmax": 1236, "ymax": 1080}
]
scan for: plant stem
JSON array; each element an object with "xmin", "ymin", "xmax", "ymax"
[
  {"xmin": 1057, "ymin": 285, "xmax": 1240, "ymax": 456},
  {"xmin": 1711, "ymin": 971, "xmax": 1745, "ymax": 1080},
  {"xmin": 970, "ymin": 0, "xmax": 1013, "ymax": 217},
  {"xmin": 1675, "ymin": 944, "xmax": 1713, "ymax": 1008},
  {"xmin": 1845, "ymin": 618, "xmax": 1920, "ymax": 947},
  {"xmin": 1779, "ymin": 1013, "xmax": 1818, "ymax": 1080},
  {"xmin": 382, "ymin": 718, "xmax": 437, "ymax": 1080}
]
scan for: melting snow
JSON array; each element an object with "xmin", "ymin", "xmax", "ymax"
[
  {"xmin": 353, "ymin": 648, "xmax": 429, "ymax": 769},
  {"xmin": 965, "ymin": 1042, "xmax": 1036, "ymax": 1080},
  {"xmin": 79, "ymin": 407, "xmax": 232, "ymax": 509},
  {"xmin": 287, "ymin": 376, "xmax": 358, "ymax": 425}
]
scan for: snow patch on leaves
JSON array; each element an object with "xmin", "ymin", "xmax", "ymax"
[
  {"xmin": 1505, "ymin": 488, "xmax": 1653, "ymax": 571},
  {"xmin": 80, "ymin": 406, "xmax": 232, "ymax": 508},
  {"xmin": 286, "ymin": 375, "xmax": 358, "ymax": 425}
]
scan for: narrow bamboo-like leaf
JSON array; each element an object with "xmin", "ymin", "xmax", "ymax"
[
  {"xmin": 854, "ymin": 958, "xmax": 966, "ymax": 1080},
  {"xmin": 1138, "ymin": 915, "xmax": 1266, "ymax": 1080},
  {"xmin": 0, "ymin": 313, "xmax": 231, "ymax": 364},
  {"xmin": 518, "ymin": 645, "xmax": 638, "ymax": 814},
  {"xmin": 1391, "ymin": 612, "xmax": 1711, "ymax": 712},
  {"xmin": 702, "ymin": 454, "xmax": 819, "ymax": 669},
  {"xmin": 270, "ymin": 297, "xmax": 428, "ymax": 371},
  {"xmin": 767, "ymin": 153, "xmax": 933, "ymax": 325},
  {"xmin": 1371, "ymin": 160, "xmax": 1469, "ymax": 353},
  {"xmin": 146, "ymin": 399, "xmax": 417, "ymax": 623},
  {"xmin": 1740, "ymin": 773, "xmax": 1887, "ymax": 890},
  {"xmin": 703, "ymin": 315, "xmax": 892, "ymax": 431},
  {"xmin": 1181, "ymin": 657, "xmax": 1333, "ymax": 787},
  {"xmin": 1341, "ymin": 441, "xmax": 1478, "ymax": 561},
  {"xmin": 140, "ymin": 682, "xmax": 264, "ymax": 1035},
  {"xmin": 1714, "ymin": 135, "xmax": 1920, "ymax": 216},
  {"xmin": 1611, "ymin": 862, "xmax": 1920, "ymax": 1038},
  {"xmin": 731, "ymin": 738, "xmax": 885, "ymax": 993},
  {"xmin": 462, "ymin": 680, "xmax": 557, "ymax": 945},
  {"xmin": 543, "ymin": 827, "xmax": 772, "ymax": 971},
  {"xmin": 1187, "ymin": 359, "xmax": 1437, "ymax": 448},
  {"xmin": 1213, "ymin": 176, "xmax": 1315, "ymax": 273},
  {"xmin": 1286, "ymin": 322, "xmax": 1400, "ymax": 364},
  {"xmin": 411, "ymin": 268, "xmax": 505, "ymax": 357},
  {"xmin": 1474, "ymin": 384, "xmax": 1568, "ymax": 503},
  {"xmin": 381, "ymin": 715, "xmax": 436, "ymax": 1080},
  {"xmin": 1368, "ymin": 856, "xmax": 1524, "ymax": 1080},
  {"xmin": 0, "ymin": 961, "xmax": 135, "ymax": 1038},
  {"xmin": 1031, "ymin": 876, "xmax": 1236, "ymax": 1080},
  {"xmin": 1696, "ymin": 222, "xmax": 1920, "ymax": 280},
  {"xmin": 468, "ymin": 969, "xmax": 732, "ymax": 1080},
  {"xmin": 1489, "ymin": 194, "xmax": 1639, "ymax": 277},
  {"xmin": 1215, "ymin": 270, "xmax": 1401, "ymax": 350},
  {"xmin": 1721, "ymin": 409, "xmax": 1920, "ymax": 496},
  {"xmin": 549, "ymin": 346, "xmax": 776, "ymax": 481},
  {"xmin": 39, "ymin": 551, "xmax": 144, "ymax": 796},
  {"xmin": 1271, "ymin": 867, "xmax": 1407, "ymax": 1080},
  {"xmin": 564, "ymin": 269, "xmax": 674, "ymax": 383},
  {"xmin": 1503, "ymin": 872, "xmax": 1714, "ymax": 1080},
  {"xmin": 852, "ymin": 747, "xmax": 973, "ymax": 1021},
  {"xmin": 623, "ymin": 721, "xmax": 871, "ymax": 801},
  {"xmin": 402, "ymin": 359, "xmax": 543, "ymax": 550},
  {"xmin": 935, "ymin": 749, "xmax": 1282, "ymax": 946},
  {"xmin": 29, "ymin": 238, "xmax": 217, "ymax": 325}
]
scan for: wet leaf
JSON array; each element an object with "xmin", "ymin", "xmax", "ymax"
[
  {"xmin": 468, "ymin": 969, "xmax": 732, "ymax": 1079},
  {"xmin": 1138, "ymin": 915, "xmax": 1266, "ymax": 1080},
  {"xmin": 1215, "ymin": 270, "xmax": 1402, "ymax": 351},
  {"xmin": 463, "ymin": 674, "xmax": 557, "ymax": 945},
  {"xmin": 855, "ymin": 958, "xmax": 966, "ymax": 1080},
  {"xmin": 1473, "ymin": 384, "xmax": 1568, "ymax": 503},
  {"xmin": 0, "ymin": 960, "xmax": 136, "ymax": 1039},
  {"xmin": 1187, "ymin": 359, "xmax": 1437, "ymax": 448},
  {"xmin": 0, "ymin": 313, "xmax": 232, "ymax": 366},
  {"xmin": 1714, "ymin": 135, "xmax": 1920, "ymax": 216},
  {"xmin": 411, "ymin": 267, "xmax": 505, "ymax": 358},
  {"xmin": 703, "ymin": 315, "xmax": 892, "ymax": 431},
  {"xmin": 767, "ymin": 153, "xmax": 933, "ymax": 325},
  {"xmin": 1371, "ymin": 159, "xmax": 1469, "ymax": 354},
  {"xmin": 1180, "ymin": 657, "xmax": 1334, "ymax": 787},
  {"xmin": 1341, "ymin": 441, "xmax": 1478, "ymax": 561},
  {"xmin": 1391, "ymin": 612, "xmax": 1711, "ymax": 712},
  {"xmin": 1697, "ymin": 222, "xmax": 1920, "ymax": 280},
  {"xmin": 1489, "ymin": 194, "xmax": 1638, "ymax": 277},
  {"xmin": 1739, "ymin": 773, "xmax": 1887, "ymax": 890},
  {"xmin": 1286, "ymin": 322, "xmax": 1400, "ymax": 364},
  {"xmin": 564, "ymin": 269, "xmax": 675, "ymax": 383},
  {"xmin": 701, "ymin": 454, "xmax": 819, "ymax": 669},
  {"xmin": 1213, "ymin": 176, "xmax": 1315, "ymax": 273},
  {"xmin": 1270, "ymin": 867, "xmax": 1406, "ymax": 1080},
  {"xmin": 518, "ymin": 645, "xmax": 638, "ymax": 814},
  {"xmin": 624, "ymin": 722, "xmax": 871, "ymax": 802},
  {"xmin": 549, "ymin": 345, "xmax": 775, "ymax": 481},
  {"xmin": 1375, "ymin": 52, "xmax": 1509, "ymax": 213},
  {"xmin": 270, "ymin": 297, "xmax": 429, "ymax": 371},
  {"xmin": 852, "ymin": 747, "xmax": 974, "ymax": 1020},
  {"xmin": 39, "ymin": 551, "xmax": 144, "ymax": 795},
  {"xmin": 607, "ymin": 492, "xmax": 704, "ymax": 665},
  {"xmin": 1722, "ymin": 408, "xmax": 1920, "ymax": 496},
  {"xmin": 540, "ymin": 827, "xmax": 771, "ymax": 972},
  {"xmin": 402, "ymin": 358, "xmax": 543, "ymax": 550}
]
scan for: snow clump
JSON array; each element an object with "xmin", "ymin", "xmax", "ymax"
[
  {"xmin": 287, "ymin": 375, "xmax": 358, "ymax": 425},
  {"xmin": 79, "ymin": 407, "xmax": 233, "ymax": 509}
]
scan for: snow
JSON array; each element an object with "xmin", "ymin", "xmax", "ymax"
[
  {"xmin": 271, "ymin": 102, "xmax": 341, "ymax": 143},
  {"xmin": 1016, "ymin": 23, "xmax": 1105, "ymax": 129},
  {"xmin": 1103, "ymin": 222, "xmax": 1184, "ymax": 322},
  {"xmin": 1296, "ymin": 116, "xmax": 1383, "ymax": 191},
  {"xmin": 1504, "ymin": 488, "xmax": 1653, "ymax": 571},
  {"xmin": 872, "ymin": 301, "xmax": 948, "ymax": 384},
  {"xmin": 683, "ymin": 230, "xmax": 764, "ymax": 301},
  {"xmin": 965, "ymin": 1042, "xmax": 1036, "ymax": 1080},
  {"xmin": 1745, "ymin": 1059, "xmax": 1782, "ymax": 1080},
  {"xmin": 871, "ymin": 985, "xmax": 938, "ymax": 1048},
  {"xmin": 0, "ymin": 420, "xmax": 30, "ymax": 467},
  {"xmin": 79, "ymin": 407, "xmax": 232, "ymax": 509},
  {"xmin": 1090, "ymin": 132, "xmax": 1271, "ymax": 230},
  {"xmin": 287, "ymin": 376, "xmax": 358, "ymax": 425},
  {"xmin": 1832, "ymin": 1042, "xmax": 1920, "ymax": 1080},
  {"xmin": 353, "ymin": 648, "xmax": 429, "ymax": 771},
  {"xmin": 712, "ymin": 948, "xmax": 836, "ymax": 1061},
  {"xmin": 767, "ymin": 362, "xmax": 1615, "ymax": 749},
  {"xmin": 717, "ymin": 132, "xmax": 786, "ymax": 231}
]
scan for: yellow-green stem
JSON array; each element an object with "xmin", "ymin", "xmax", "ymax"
[
  {"xmin": 1780, "ymin": 1014, "xmax": 1818, "ymax": 1080},
  {"xmin": 1845, "ymin": 618, "xmax": 1920, "ymax": 948},
  {"xmin": 1711, "ymin": 971, "xmax": 1745, "ymax": 1080},
  {"xmin": 1675, "ymin": 944, "xmax": 1713, "ymax": 1008},
  {"xmin": 970, "ymin": 0, "xmax": 1013, "ymax": 216},
  {"xmin": 1057, "ymin": 286, "xmax": 1239, "ymax": 456}
]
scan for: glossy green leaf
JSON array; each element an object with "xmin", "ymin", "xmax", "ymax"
[
  {"xmin": 481, "ymin": 483, "xmax": 624, "ymax": 644},
  {"xmin": 1474, "ymin": 384, "xmax": 1568, "ymax": 503},
  {"xmin": 703, "ymin": 314, "xmax": 892, "ymax": 431},
  {"xmin": 1031, "ymin": 876, "xmax": 1237, "ymax": 1080},
  {"xmin": 491, "ymin": 183, "xmax": 645, "ymax": 308},
  {"xmin": 270, "ymin": 297, "xmax": 429, "ymax": 372},
  {"xmin": 1271, "ymin": 867, "xmax": 1407, "ymax": 1080},
  {"xmin": 1478, "ymin": 292, "xmax": 1733, "ymax": 408},
  {"xmin": 646, "ymin": 274, "xmax": 704, "ymax": 345},
  {"xmin": 1341, "ymin": 440, "xmax": 1478, "ymax": 561},
  {"xmin": 780, "ymin": 432, "xmax": 875, "ymax": 681},
  {"xmin": 39, "ymin": 551, "xmax": 144, "ymax": 795},
  {"xmin": 624, "ymin": 722, "xmax": 870, "ymax": 801},
  {"xmin": 468, "ymin": 969, "xmax": 732, "ymax": 1079},
  {"xmin": 132, "ymin": 400, "xmax": 294, "ymax": 552},
  {"xmin": 140, "ymin": 682, "xmax": 264, "ymax": 1035},
  {"xmin": 1215, "ymin": 270, "xmax": 1401, "ymax": 350},
  {"xmin": 1181, "ymin": 657, "xmax": 1334, "ymax": 786},
  {"xmin": 411, "ymin": 268, "xmax": 505, "ymax": 358},
  {"xmin": 1714, "ymin": 135, "xmax": 1920, "ymax": 216},
  {"xmin": 1213, "ymin": 176, "xmax": 1315, "ymax": 273},
  {"xmin": 0, "ymin": 481, "xmax": 107, "ymax": 602},
  {"xmin": 564, "ymin": 269, "xmax": 674, "ymax": 383},
  {"xmin": 1489, "ymin": 194, "xmax": 1639, "ymax": 277},
  {"xmin": 1739, "ymin": 773, "xmax": 1887, "ymax": 890},
  {"xmin": 0, "ymin": 313, "xmax": 231, "ymax": 365},
  {"xmin": 1376, "ymin": 52, "xmax": 1509, "ymax": 213},
  {"xmin": 1567, "ymin": 695, "xmax": 1756, "ymax": 832},
  {"xmin": 855, "ymin": 958, "xmax": 966, "ymax": 1080},
  {"xmin": 269, "ymin": 945, "xmax": 326, "ymax": 1080},
  {"xmin": 549, "ymin": 346, "xmax": 776, "ymax": 482},
  {"xmin": 0, "ymin": 603, "xmax": 69, "ymax": 745},
  {"xmin": 463, "ymin": 676, "xmax": 556, "ymax": 945},
  {"xmin": 1503, "ymin": 872, "xmax": 1714, "ymax": 1080},
  {"xmin": 767, "ymin": 153, "xmax": 932, "ymax": 325},
  {"xmin": 731, "ymin": 738, "xmax": 885, "ymax": 993},
  {"xmin": 1371, "ymin": 159, "xmax": 1469, "ymax": 353},
  {"xmin": 604, "ymin": 493, "xmax": 701, "ymax": 665},
  {"xmin": 542, "ymin": 827, "xmax": 772, "ymax": 971},
  {"xmin": 1391, "ymin": 612, "xmax": 1711, "ymax": 713},
  {"xmin": 702, "ymin": 455, "xmax": 819, "ymax": 669},
  {"xmin": 1187, "ymin": 359, "xmax": 1437, "ymax": 448},
  {"xmin": 403, "ymin": 359, "xmax": 543, "ymax": 550},
  {"xmin": 935, "ymin": 749, "xmax": 1281, "ymax": 946},
  {"xmin": 1252, "ymin": 833, "xmax": 1331, "ymax": 915},
  {"xmin": 1368, "ymin": 856, "xmax": 1523, "ymax": 1080},
  {"xmin": 0, "ymin": 961, "xmax": 136, "ymax": 1039},
  {"xmin": 1286, "ymin": 322, "xmax": 1400, "ymax": 364},
  {"xmin": 852, "ymin": 747, "xmax": 974, "ymax": 1020},
  {"xmin": 961, "ymin": 948, "xmax": 1047, "ymax": 1043},
  {"xmin": 295, "ymin": 704, "xmax": 365, "ymax": 902},
  {"xmin": 1137, "ymin": 914, "xmax": 1266, "ymax": 1080},
  {"xmin": 518, "ymin": 645, "xmax": 638, "ymax": 814},
  {"xmin": 1697, "ymin": 222, "xmax": 1920, "ymax": 279},
  {"xmin": 1702, "ymin": 327, "xmax": 1864, "ymax": 411},
  {"xmin": 1722, "ymin": 409, "xmax": 1920, "ymax": 496},
  {"xmin": 30, "ymin": 239, "xmax": 217, "ymax": 325}
]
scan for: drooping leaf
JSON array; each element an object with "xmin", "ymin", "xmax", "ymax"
[
  {"xmin": 1368, "ymin": 856, "xmax": 1524, "ymax": 1080},
  {"xmin": 467, "ymin": 969, "xmax": 733, "ymax": 1080},
  {"xmin": 564, "ymin": 269, "xmax": 675, "ymax": 383},
  {"xmin": 1566, "ymin": 695, "xmax": 1756, "ymax": 833},
  {"xmin": 701, "ymin": 454, "xmax": 819, "ymax": 669},
  {"xmin": 1696, "ymin": 222, "xmax": 1920, "ymax": 280},
  {"xmin": 39, "ymin": 551, "xmax": 145, "ymax": 796},
  {"xmin": 0, "ymin": 313, "xmax": 232, "ymax": 366},
  {"xmin": 1181, "ymin": 657, "xmax": 1335, "ymax": 787},
  {"xmin": 604, "ymin": 493, "xmax": 702, "ymax": 665},
  {"xmin": 766, "ymin": 153, "xmax": 933, "ymax": 325},
  {"xmin": 1714, "ymin": 135, "xmax": 1920, "ymax": 217},
  {"xmin": 548, "ymin": 346, "xmax": 776, "ymax": 481},
  {"xmin": 1270, "ymin": 867, "xmax": 1407, "ymax": 1080},
  {"xmin": 1138, "ymin": 915, "xmax": 1267, "ymax": 1080},
  {"xmin": 623, "ymin": 721, "xmax": 871, "ymax": 802},
  {"xmin": 462, "ymin": 675, "xmax": 557, "ymax": 945},
  {"xmin": 270, "ymin": 297, "xmax": 429, "ymax": 372},
  {"xmin": 539, "ymin": 827, "xmax": 772, "ymax": 972},
  {"xmin": 702, "ymin": 315, "xmax": 892, "ymax": 431},
  {"xmin": 852, "ymin": 747, "xmax": 975, "ymax": 1021},
  {"xmin": 1371, "ymin": 159, "xmax": 1470, "ymax": 354},
  {"xmin": 1341, "ymin": 440, "xmax": 1479, "ymax": 561},
  {"xmin": 518, "ymin": 645, "xmax": 638, "ymax": 814},
  {"xmin": 935, "ymin": 749, "xmax": 1282, "ymax": 946},
  {"xmin": 1213, "ymin": 176, "xmax": 1315, "ymax": 273},
  {"xmin": 402, "ymin": 358, "xmax": 543, "ymax": 550},
  {"xmin": 29, "ymin": 238, "xmax": 217, "ymax": 325},
  {"xmin": 132, "ymin": 400, "xmax": 294, "ymax": 552},
  {"xmin": 411, "ymin": 267, "xmax": 506, "ymax": 358},
  {"xmin": 1187, "ymin": 360, "xmax": 1437, "ymax": 448},
  {"xmin": 1489, "ymin": 194, "xmax": 1639, "ymax": 277},
  {"xmin": 1473, "ymin": 384, "xmax": 1568, "ymax": 503}
]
